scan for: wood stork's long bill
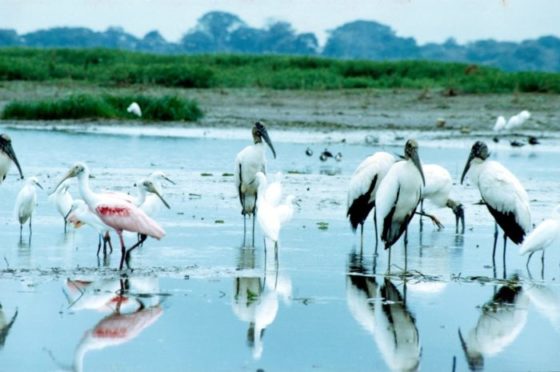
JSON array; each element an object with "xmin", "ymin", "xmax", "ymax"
[
  {"xmin": 0, "ymin": 134, "xmax": 24, "ymax": 180},
  {"xmin": 460, "ymin": 141, "xmax": 490, "ymax": 184},
  {"xmin": 253, "ymin": 122, "xmax": 276, "ymax": 159},
  {"xmin": 404, "ymin": 139, "xmax": 425, "ymax": 186}
]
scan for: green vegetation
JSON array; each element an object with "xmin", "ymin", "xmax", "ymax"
[
  {"xmin": 1, "ymin": 48, "xmax": 560, "ymax": 93},
  {"xmin": 1, "ymin": 94, "xmax": 203, "ymax": 121}
]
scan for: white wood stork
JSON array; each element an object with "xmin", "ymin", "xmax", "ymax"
[
  {"xmin": 375, "ymin": 140, "xmax": 425, "ymax": 272},
  {"xmin": 461, "ymin": 141, "xmax": 531, "ymax": 271},
  {"xmin": 0, "ymin": 134, "xmax": 23, "ymax": 184},
  {"xmin": 421, "ymin": 164, "xmax": 465, "ymax": 234},
  {"xmin": 15, "ymin": 176, "xmax": 43, "ymax": 239},
  {"xmin": 459, "ymin": 280, "xmax": 528, "ymax": 371},
  {"xmin": 347, "ymin": 152, "xmax": 396, "ymax": 250},
  {"xmin": 234, "ymin": 122, "xmax": 276, "ymax": 246},
  {"xmin": 520, "ymin": 204, "xmax": 560, "ymax": 276}
]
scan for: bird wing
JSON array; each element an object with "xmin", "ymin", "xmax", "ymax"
[
  {"xmin": 422, "ymin": 164, "xmax": 452, "ymax": 205},
  {"xmin": 96, "ymin": 200, "xmax": 165, "ymax": 239},
  {"xmin": 520, "ymin": 219, "xmax": 560, "ymax": 255}
]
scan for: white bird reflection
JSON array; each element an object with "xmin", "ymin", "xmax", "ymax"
[
  {"xmin": 459, "ymin": 277, "xmax": 529, "ymax": 371},
  {"xmin": 52, "ymin": 277, "xmax": 163, "ymax": 372},
  {"xmin": 345, "ymin": 252, "xmax": 421, "ymax": 371},
  {"xmin": 232, "ymin": 247, "xmax": 291, "ymax": 360},
  {"xmin": 524, "ymin": 283, "xmax": 560, "ymax": 332},
  {"xmin": 0, "ymin": 303, "xmax": 18, "ymax": 350}
]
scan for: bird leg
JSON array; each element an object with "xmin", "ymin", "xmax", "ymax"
[
  {"xmin": 118, "ymin": 232, "xmax": 127, "ymax": 270},
  {"xmin": 387, "ymin": 247, "xmax": 392, "ymax": 274},
  {"xmin": 19, "ymin": 224, "xmax": 22, "ymax": 239},
  {"xmin": 251, "ymin": 210, "xmax": 256, "ymax": 247},
  {"xmin": 64, "ymin": 219, "xmax": 67, "ymax": 234},
  {"xmin": 103, "ymin": 232, "xmax": 113, "ymax": 255},
  {"xmin": 373, "ymin": 211, "xmax": 379, "ymax": 255},
  {"xmin": 446, "ymin": 199, "xmax": 465, "ymax": 234},
  {"xmin": 97, "ymin": 234, "xmax": 102, "ymax": 256},
  {"xmin": 415, "ymin": 211, "xmax": 444, "ymax": 230},
  {"xmin": 526, "ymin": 251, "xmax": 535, "ymax": 270},
  {"xmin": 502, "ymin": 233, "xmax": 507, "ymax": 279},
  {"xmin": 360, "ymin": 223, "xmax": 364, "ymax": 254},
  {"xmin": 492, "ymin": 223, "xmax": 498, "ymax": 266},
  {"xmin": 404, "ymin": 229, "xmax": 408, "ymax": 274},
  {"xmin": 124, "ymin": 234, "xmax": 147, "ymax": 270},
  {"xmin": 29, "ymin": 216, "xmax": 32, "ymax": 237},
  {"xmin": 419, "ymin": 200, "xmax": 424, "ymax": 232},
  {"xmin": 541, "ymin": 250, "xmax": 545, "ymax": 280},
  {"xmin": 243, "ymin": 213, "xmax": 247, "ymax": 247}
]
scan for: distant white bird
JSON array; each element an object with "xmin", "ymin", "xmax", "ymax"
[
  {"xmin": 347, "ymin": 152, "xmax": 396, "ymax": 248},
  {"xmin": 139, "ymin": 171, "xmax": 175, "ymax": 217},
  {"xmin": 15, "ymin": 176, "xmax": 43, "ymax": 238},
  {"xmin": 127, "ymin": 102, "xmax": 142, "ymax": 117},
  {"xmin": 234, "ymin": 122, "xmax": 276, "ymax": 246},
  {"xmin": 66, "ymin": 199, "xmax": 114, "ymax": 256},
  {"xmin": 520, "ymin": 204, "xmax": 560, "ymax": 271},
  {"xmin": 0, "ymin": 134, "xmax": 24, "ymax": 184},
  {"xmin": 459, "ymin": 281, "xmax": 528, "ymax": 371},
  {"xmin": 461, "ymin": 141, "xmax": 531, "ymax": 266},
  {"xmin": 49, "ymin": 179, "xmax": 73, "ymax": 233},
  {"xmin": 375, "ymin": 140, "xmax": 425, "ymax": 271},
  {"xmin": 493, "ymin": 115, "xmax": 506, "ymax": 132},
  {"xmin": 421, "ymin": 164, "xmax": 465, "ymax": 233},
  {"xmin": 255, "ymin": 172, "xmax": 295, "ymax": 252},
  {"xmin": 505, "ymin": 110, "xmax": 531, "ymax": 131}
]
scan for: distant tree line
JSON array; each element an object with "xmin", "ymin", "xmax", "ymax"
[{"xmin": 1, "ymin": 11, "xmax": 559, "ymax": 72}]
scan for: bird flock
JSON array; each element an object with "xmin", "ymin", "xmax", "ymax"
[{"xmin": 0, "ymin": 115, "xmax": 556, "ymax": 277}]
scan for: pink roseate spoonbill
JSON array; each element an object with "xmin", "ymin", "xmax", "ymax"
[
  {"xmin": 55, "ymin": 163, "xmax": 167, "ymax": 270},
  {"xmin": 347, "ymin": 151, "xmax": 396, "ymax": 250},
  {"xmin": 234, "ymin": 121, "xmax": 276, "ymax": 247},
  {"xmin": 520, "ymin": 204, "xmax": 560, "ymax": 276},
  {"xmin": 49, "ymin": 179, "xmax": 73, "ymax": 233},
  {"xmin": 15, "ymin": 176, "xmax": 43, "ymax": 238},
  {"xmin": 375, "ymin": 140, "xmax": 425, "ymax": 272},
  {"xmin": 0, "ymin": 134, "xmax": 23, "ymax": 183},
  {"xmin": 66, "ymin": 199, "xmax": 114, "ymax": 256},
  {"xmin": 461, "ymin": 141, "xmax": 531, "ymax": 272},
  {"xmin": 421, "ymin": 164, "xmax": 465, "ymax": 234}
]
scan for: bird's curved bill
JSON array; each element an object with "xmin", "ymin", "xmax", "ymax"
[
  {"xmin": 36, "ymin": 182, "xmax": 44, "ymax": 190},
  {"xmin": 53, "ymin": 168, "xmax": 78, "ymax": 195},
  {"xmin": 259, "ymin": 127, "xmax": 276, "ymax": 159},
  {"xmin": 460, "ymin": 153, "xmax": 474, "ymax": 184},
  {"xmin": 5, "ymin": 143, "xmax": 23, "ymax": 180},
  {"xmin": 411, "ymin": 151, "xmax": 425, "ymax": 186},
  {"xmin": 163, "ymin": 176, "xmax": 176, "ymax": 185},
  {"xmin": 146, "ymin": 185, "xmax": 171, "ymax": 209}
]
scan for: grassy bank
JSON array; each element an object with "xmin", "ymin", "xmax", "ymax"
[
  {"xmin": 1, "ymin": 94, "xmax": 203, "ymax": 121},
  {"xmin": 0, "ymin": 48, "xmax": 559, "ymax": 93}
]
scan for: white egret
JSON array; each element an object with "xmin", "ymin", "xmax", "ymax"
[
  {"xmin": 505, "ymin": 110, "xmax": 531, "ymax": 131},
  {"xmin": 126, "ymin": 102, "xmax": 142, "ymax": 117},
  {"xmin": 347, "ymin": 152, "xmax": 396, "ymax": 249},
  {"xmin": 234, "ymin": 122, "xmax": 276, "ymax": 246},
  {"xmin": 519, "ymin": 204, "xmax": 560, "ymax": 273},
  {"xmin": 0, "ymin": 134, "xmax": 23, "ymax": 183},
  {"xmin": 461, "ymin": 141, "xmax": 531, "ymax": 270},
  {"xmin": 493, "ymin": 116, "xmax": 506, "ymax": 132},
  {"xmin": 66, "ymin": 199, "xmax": 114, "ymax": 256},
  {"xmin": 15, "ymin": 176, "xmax": 43, "ymax": 238},
  {"xmin": 421, "ymin": 164, "xmax": 465, "ymax": 234},
  {"xmin": 49, "ymin": 179, "xmax": 73, "ymax": 233},
  {"xmin": 375, "ymin": 140, "xmax": 425, "ymax": 271},
  {"xmin": 54, "ymin": 163, "xmax": 167, "ymax": 270}
]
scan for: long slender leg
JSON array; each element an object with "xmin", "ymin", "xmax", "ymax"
[
  {"xmin": 526, "ymin": 251, "xmax": 535, "ymax": 270},
  {"xmin": 503, "ymin": 233, "xmax": 507, "ymax": 279},
  {"xmin": 404, "ymin": 229, "xmax": 408, "ymax": 273},
  {"xmin": 97, "ymin": 234, "xmax": 102, "ymax": 256},
  {"xmin": 252, "ymin": 211, "xmax": 256, "ymax": 247},
  {"xmin": 19, "ymin": 224, "xmax": 22, "ymax": 239},
  {"xmin": 541, "ymin": 250, "xmax": 545, "ymax": 280},
  {"xmin": 373, "ymin": 211, "xmax": 378, "ymax": 255},
  {"xmin": 360, "ymin": 223, "xmax": 364, "ymax": 254},
  {"xmin": 243, "ymin": 213, "xmax": 247, "ymax": 246},
  {"xmin": 419, "ymin": 200, "xmax": 424, "ymax": 233},
  {"xmin": 387, "ymin": 247, "xmax": 392, "ymax": 273},
  {"xmin": 104, "ymin": 232, "xmax": 113, "ymax": 254},
  {"xmin": 125, "ymin": 234, "xmax": 147, "ymax": 269},
  {"xmin": 492, "ymin": 223, "xmax": 498, "ymax": 266},
  {"xmin": 29, "ymin": 216, "xmax": 32, "ymax": 237},
  {"xmin": 64, "ymin": 219, "xmax": 67, "ymax": 234},
  {"xmin": 118, "ymin": 232, "xmax": 127, "ymax": 271}
]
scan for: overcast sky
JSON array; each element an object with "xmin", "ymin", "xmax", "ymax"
[{"xmin": 1, "ymin": 0, "xmax": 559, "ymax": 45}]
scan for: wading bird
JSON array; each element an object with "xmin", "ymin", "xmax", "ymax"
[
  {"xmin": 138, "ymin": 171, "xmax": 175, "ymax": 217},
  {"xmin": 421, "ymin": 164, "xmax": 465, "ymax": 234},
  {"xmin": 505, "ymin": 110, "xmax": 531, "ymax": 131},
  {"xmin": 66, "ymin": 199, "xmax": 114, "ymax": 256},
  {"xmin": 461, "ymin": 141, "xmax": 531, "ymax": 271},
  {"xmin": 127, "ymin": 102, "xmax": 142, "ymax": 117},
  {"xmin": 0, "ymin": 134, "xmax": 23, "ymax": 183},
  {"xmin": 235, "ymin": 122, "xmax": 276, "ymax": 247},
  {"xmin": 15, "ymin": 176, "xmax": 43, "ymax": 238},
  {"xmin": 347, "ymin": 152, "xmax": 396, "ymax": 249},
  {"xmin": 49, "ymin": 179, "xmax": 73, "ymax": 233},
  {"xmin": 493, "ymin": 116, "xmax": 506, "ymax": 132},
  {"xmin": 519, "ymin": 204, "xmax": 560, "ymax": 275},
  {"xmin": 375, "ymin": 140, "xmax": 425, "ymax": 272},
  {"xmin": 55, "ymin": 163, "xmax": 167, "ymax": 270}
]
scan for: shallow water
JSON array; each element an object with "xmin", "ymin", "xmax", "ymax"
[{"xmin": 0, "ymin": 125, "xmax": 559, "ymax": 371}]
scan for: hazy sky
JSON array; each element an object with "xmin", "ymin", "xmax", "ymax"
[{"xmin": 1, "ymin": 0, "xmax": 559, "ymax": 45}]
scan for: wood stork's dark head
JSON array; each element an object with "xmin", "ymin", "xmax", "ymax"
[
  {"xmin": 461, "ymin": 141, "xmax": 489, "ymax": 184},
  {"xmin": 404, "ymin": 139, "xmax": 425, "ymax": 186},
  {"xmin": 252, "ymin": 121, "xmax": 276, "ymax": 158},
  {"xmin": 0, "ymin": 133, "xmax": 23, "ymax": 180}
]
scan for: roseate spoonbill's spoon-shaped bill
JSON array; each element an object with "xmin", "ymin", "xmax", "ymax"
[
  {"xmin": 235, "ymin": 121, "xmax": 276, "ymax": 247},
  {"xmin": 520, "ymin": 204, "xmax": 560, "ymax": 278},
  {"xmin": 0, "ymin": 134, "xmax": 24, "ymax": 184},
  {"xmin": 139, "ymin": 170, "xmax": 175, "ymax": 217},
  {"xmin": 347, "ymin": 151, "xmax": 396, "ymax": 252},
  {"xmin": 461, "ymin": 141, "xmax": 531, "ymax": 277},
  {"xmin": 421, "ymin": 164, "xmax": 465, "ymax": 234},
  {"xmin": 49, "ymin": 179, "xmax": 73, "ymax": 233},
  {"xmin": 66, "ymin": 199, "xmax": 114, "ymax": 256},
  {"xmin": 458, "ymin": 278, "xmax": 528, "ymax": 371},
  {"xmin": 15, "ymin": 176, "xmax": 43, "ymax": 239},
  {"xmin": 375, "ymin": 140, "xmax": 425, "ymax": 273},
  {"xmin": 54, "ymin": 163, "xmax": 166, "ymax": 270}
]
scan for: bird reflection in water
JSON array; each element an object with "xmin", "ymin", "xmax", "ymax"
[
  {"xmin": 524, "ymin": 282, "xmax": 560, "ymax": 333},
  {"xmin": 346, "ymin": 251, "xmax": 421, "ymax": 371},
  {"xmin": 0, "ymin": 303, "xmax": 18, "ymax": 350},
  {"xmin": 51, "ymin": 277, "xmax": 163, "ymax": 372},
  {"xmin": 458, "ymin": 276, "xmax": 528, "ymax": 371},
  {"xmin": 232, "ymin": 246, "xmax": 291, "ymax": 360}
]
